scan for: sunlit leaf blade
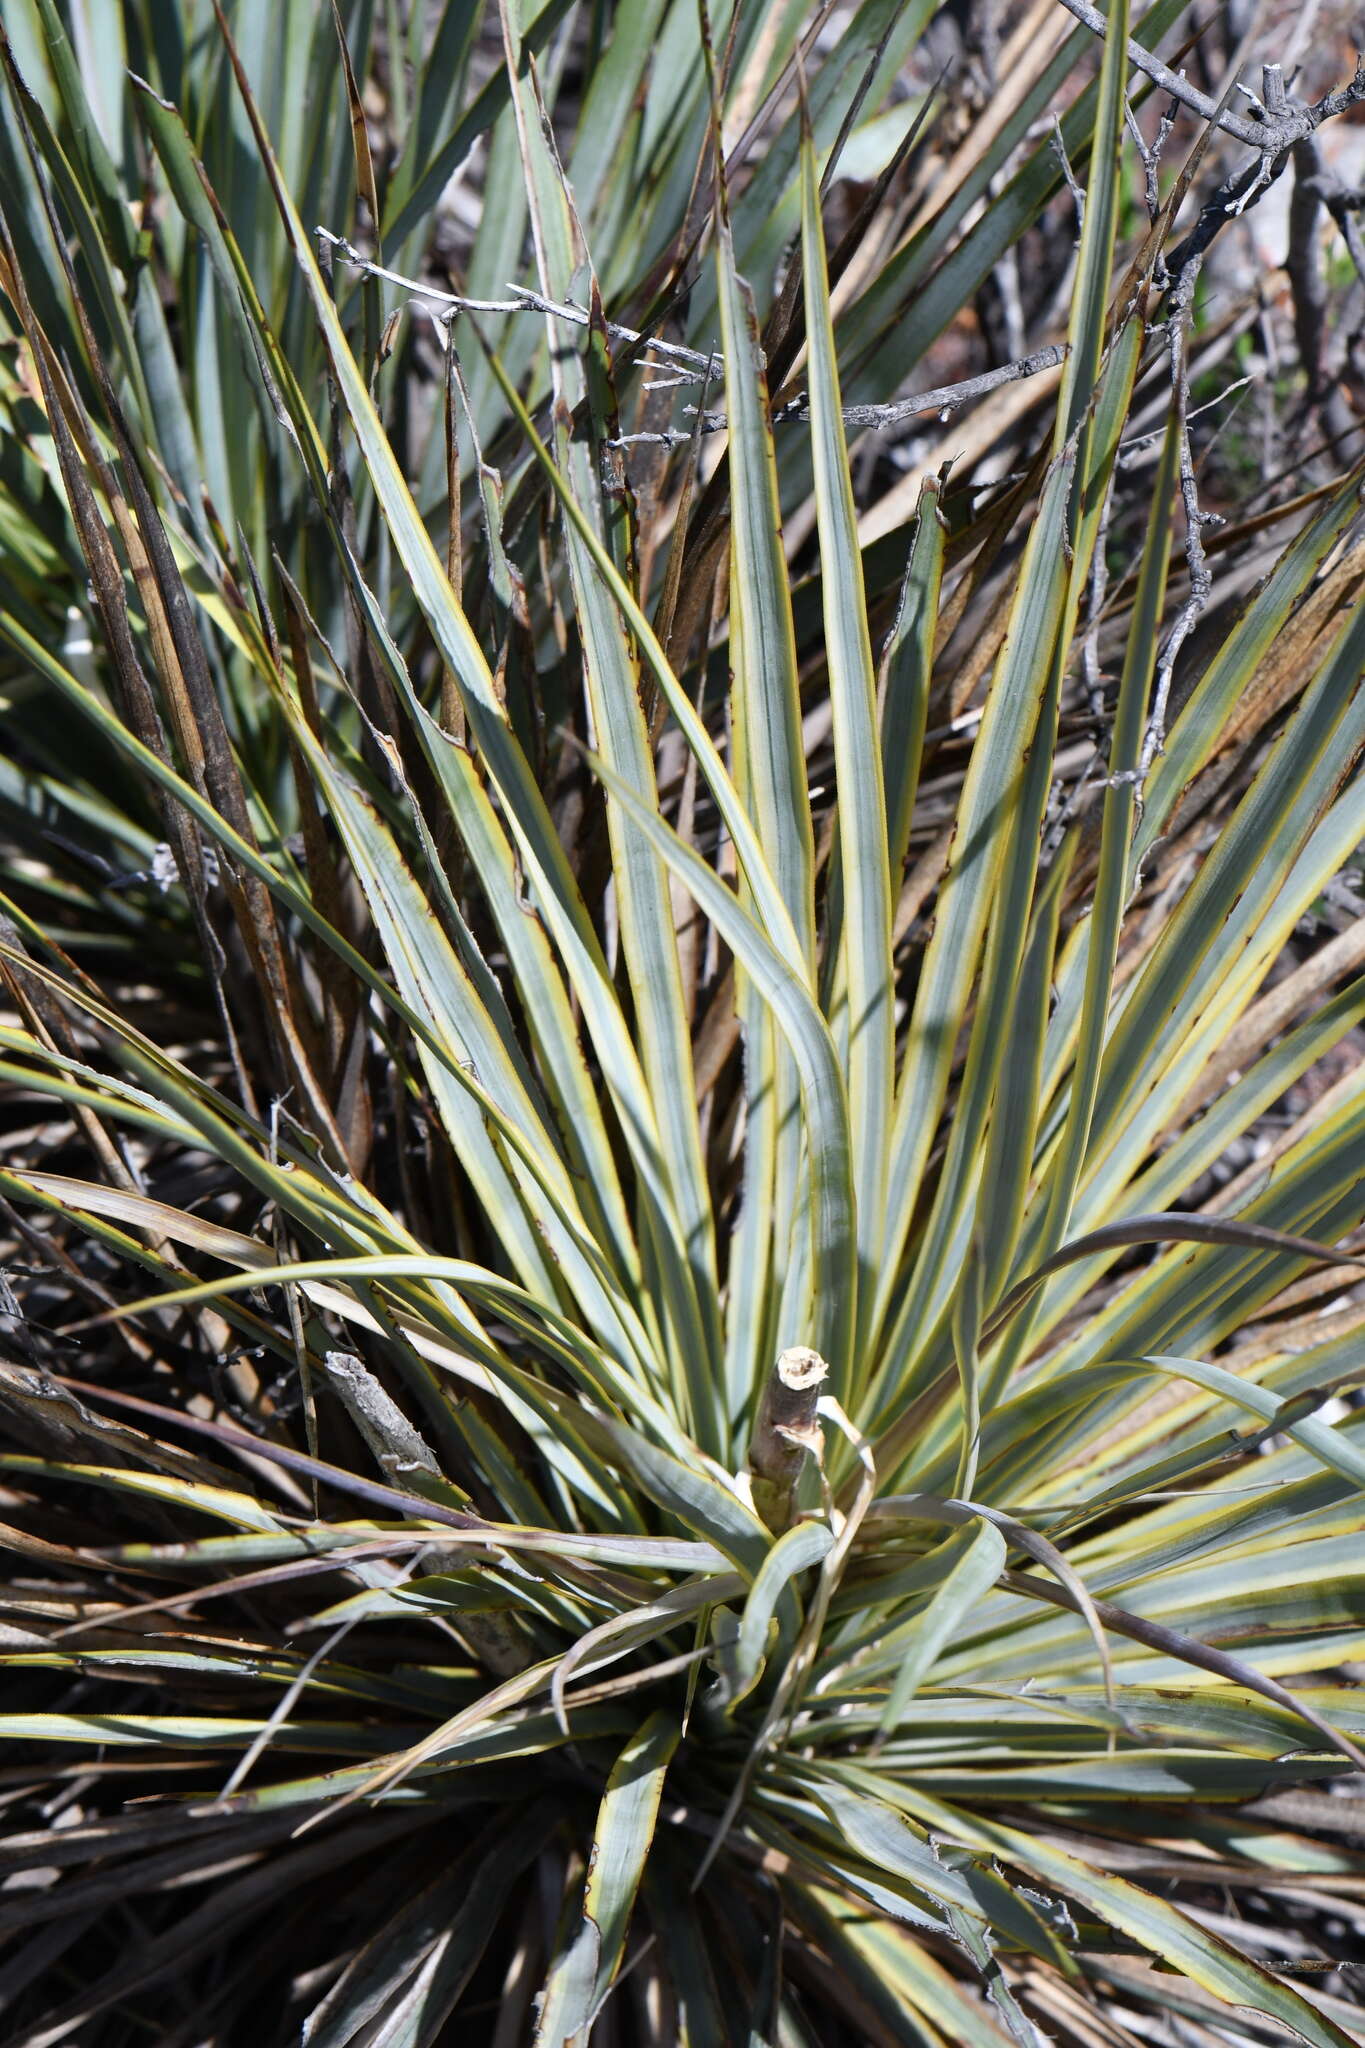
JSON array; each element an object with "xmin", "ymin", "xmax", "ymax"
[
  {"xmin": 584, "ymin": 746, "xmax": 855, "ymax": 1379},
  {"xmin": 878, "ymin": 1520, "xmax": 1007, "ymax": 1734},
  {"xmin": 801, "ymin": 129, "xmax": 895, "ymax": 1356},
  {"xmin": 535, "ymin": 1711, "xmax": 680, "ymax": 2045},
  {"xmin": 729, "ymin": 1518, "xmax": 834, "ymax": 1712},
  {"xmin": 871, "ymin": 455, "xmax": 1074, "ymax": 1388},
  {"xmin": 716, "ymin": 205, "xmax": 814, "ymax": 966},
  {"xmin": 1038, "ymin": 408, "xmax": 1180, "ymax": 1256}
]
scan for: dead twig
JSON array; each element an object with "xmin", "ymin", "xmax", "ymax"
[
  {"xmin": 611, "ymin": 347, "xmax": 1068, "ymax": 446},
  {"xmin": 1057, "ymin": 2, "xmax": 1365, "ymax": 153},
  {"xmin": 316, "ymin": 230, "xmax": 718, "ymax": 375},
  {"xmin": 1137, "ymin": 261, "xmax": 1221, "ymax": 785},
  {"xmin": 317, "ymin": 231, "xmax": 1065, "ymax": 446}
]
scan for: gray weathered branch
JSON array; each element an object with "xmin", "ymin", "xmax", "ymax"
[
  {"xmin": 318, "ymin": 232, "xmax": 1064, "ymax": 444},
  {"xmin": 1056, "ymin": 1, "xmax": 1365, "ymax": 154},
  {"xmin": 612, "ymin": 348, "xmax": 1067, "ymax": 446},
  {"xmin": 316, "ymin": 231, "xmax": 718, "ymax": 373}
]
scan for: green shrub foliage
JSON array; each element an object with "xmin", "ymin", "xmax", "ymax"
[{"xmin": 3, "ymin": 3, "xmax": 1365, "ymax": 2042}]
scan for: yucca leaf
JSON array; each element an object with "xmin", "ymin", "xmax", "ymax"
[
  {"xmin": 1036, "ymin": 410, "xmax": 1181, "ymax": 1253},
  {"xmin": 801, "ymin": 129, "xmax": 895, "ymax": 1356},
  {"xmin": 583, "ymin": 744, "xmax": 855, "ymax": 1379},
  {"xmin": 878, "ymin": 1521, "xmax": 1008, "ymax": 1736},
  {"xmin": 1090, "ymin": 595, "xmax": 1365, "ymax": 1158},
  {"xmin": 795, "ymin": 1890, "xmax": 1016, "ymax": 2048},
  {"xmin": 302, "ymin": 1806, "xmax": 555, "ymax": 2048},
  {"xmin": 1053, "ymin": 0, "xmax": 1129, "ymax": 455},
  {"xmin": 535, "ymin": 1710, "xmax": 680, "ymax": 2045},
  {"xmin": 715, "ymin": 184, "xmax": 814, "ymax": 965},
  {"xmin": 1123, "ymin": 1353, "xmax": 1365, "ymax": 1494},
  {"xmin": 715, "ymin": 150, "xmax": 816, "ymax": 1424},
  {"xmin": 898, "ymin": 1789, "xmax": 1363, "ymax": 2048},
  {"xmin": 727, "ymin": 1518, "xmax": 834, "ymax": 1712},
  {"xmin": 380, "ymin": 0, "xmax": 573, "ymax": 249},
  {"xmin": 1137, "ymin": 457, "xmax": 1365, "ymax": 863},
  {"xmin": 871, "ymin": 454, "xmax": 1073, "ymax": 1386},
  {"xmin": 878, "ymin": 478, "xmax": 942, "ymax": 887}
]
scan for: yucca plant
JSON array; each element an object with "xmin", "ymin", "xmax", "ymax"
[{"xmin": 5, "ymin": 0, "xmax": 1365, "ymax": 2042}]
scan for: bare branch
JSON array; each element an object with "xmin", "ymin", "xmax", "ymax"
[
  {"xmin": 1056, "ymin": 0, "xmax": 1365, "ymax": 152},
  {"xmin": 1301, "ymin": 162, "xmax": 1365, "ymax": 290},
  {"xmin": 1126, "ymin": 94, "xmax": 1178, "ymax": 223},
  {"xmin": 1051, "ymin": 116, "xmax": 1086, "ymax": 243},
  {"xmin": 611, "ymin": 347, "xmax": 1068, "ymax": 447},
  {"xmin": 1138, "ymin": 262, "xmax": 1221, "ymax": 785},
  {"xmin": 316, "ymin": 229, "xmax": 718, "ymax": 376},
  {"xmin": 1163, "ymin": 136, "xmax": 1290, "ymax": 288},
  {"xmin": 318, "ymin": 231, "xmax": 1064, "ymax": 447}
]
